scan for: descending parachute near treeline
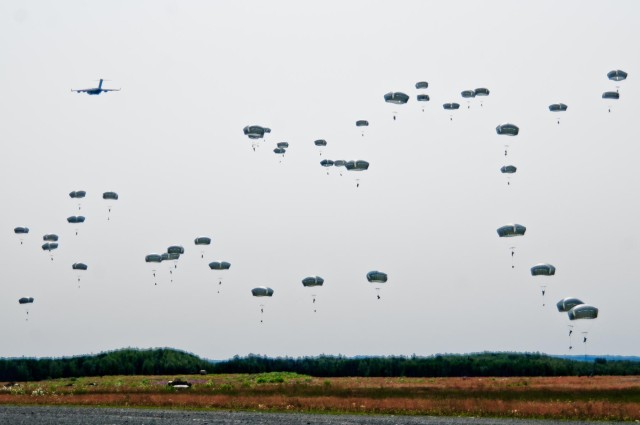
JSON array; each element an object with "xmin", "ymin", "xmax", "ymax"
[
  {"xmin": 72, "ymin": 262, "xmax": 88, "ymax": 288},
  {"xmin": 602, "ymin": 91, "xmax": 620, "ymax": 113},
  {"xmin": 530, "ymin": 263, "xmax": 556, "ymax": 306},
  {"xmin": 345, "ymin": 160, "xmax": 369, "ymax": 187},
  {"xmin": 497, "ymin": 224, "xmax": 526, "ymax": 268},
  {"xmin": 42, "ymin": 234, "xmax": 59, "ymax": 260},
  {"xmin": 302, "ymin": 276, "xmax": 324, "ymax": 312},
  {"xmin": 209, "ymin": 261, "xmax": 231, "ymax": 293},
  {"xmin": 69, "ymin": 190, "xmax": 86, "ymax": 211},
  {"xmin": 145, "ymin": 253, "xmax": 163, "ymax": 285},
  {"xmin": 384, "ymin": 92, "xmax": 409, "ymax": 120},
  {"xmin": 366, "ymin": 270, "xmax": 388, "ymax": 300},
  {"xmin": 320, "ymin": 159, "xmax": 334, "ymax": 175},
  {"xmin": 243, "ymin": 125, "xmax": 271, "ymax": 151},
  {"xmin": 103, "ymin": 191, "xmax": 118, "ymax": 220},
  {"xmin": 500, "ymin": 165, "xmax": 517, "ymax": 186},
  {"xmin": 607, "ymin": 69, "xmax": 628, "ymax": 104},
  {"xmin": 356, "ymin": 120, "xmax": 369, "ymax": 136},
  {"xmin": 252, "ymin": 286, "xmax": 274, "ymax": 323},
  {"xmin": 557, "ymin": 297, "xmax": 586, "ymax": 350},
  {"xmin": 14, "ymin": 226, "xmax": 29, "ymax": 245},
  {"xmin": 18, "ymin": 297, "xmax": 34, "ymax": 321},
  {"xmin": 194, "ymin": 236, "xmax": 211, "ymax": 259},
  {"xmin": 163, "ymin": 252, "xmax": 180, "ymax": 282},
  {"xmin": 443, "ymin": 102, "xmax": 460, "ymax": 121},
  {"xmin": 474, "ymin": 88, "xmax": 490, "ymax": 107},
  {"xmin": 567, "ymin": 304, "xmax": 599, "ymax": 355},
  {"xmin": 314, "ymin": 139, "xmax": 327, "ymax": 156},
  {"xmin": 67, "ymin": 215, "xmax": 86, "ymax": 235},
  {"xmin": 548, "ymin": 103, "xmax": 568, "ymax": 124},
  {"xmin": 275, "ymin": 142, "xmax": 288, "ymax": 160},
  {"xmin": 166, "ymin": 246, "xmax": 184, "ymax": 281},
  {"xmin": 461, "ymin": 90, "xmax": 476, "ymax": 108},
  {"xmin": 416, "ymin": 94, "xmax": 430, "ymax": 111},
  {"xmin": 496, "ymin": 123, "xmax": 519, "ymax": 157}
]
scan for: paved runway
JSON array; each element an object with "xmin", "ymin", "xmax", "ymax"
[{"xmin": 0, "ymin": 406, "xmax": 628, "ymax": 425}]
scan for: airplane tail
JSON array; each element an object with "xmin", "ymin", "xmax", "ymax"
[{"xmin": 98, "ymin": 79, "xmax": 103, "ymax": 89}]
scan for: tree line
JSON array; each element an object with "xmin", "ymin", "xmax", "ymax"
[
  {"xmin": 0, "ymin": 348, "xmax": 207, "ymax": 381},
  {"xmin": 2, "ymin": 349, "xmax": 640, "ymax": 381},
  {"xmin": 211, "ymin": 352, "xmax": 640, "ymax": 377}
]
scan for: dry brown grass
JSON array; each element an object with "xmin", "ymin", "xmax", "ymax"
[{"xmin": 2, "ymin": 374, "xmax": 639, "ymax": 421}]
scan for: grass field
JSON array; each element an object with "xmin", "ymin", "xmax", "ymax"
[{"xmin": 2, "ymin": 373, "xmax": 640, "ymax": 421}]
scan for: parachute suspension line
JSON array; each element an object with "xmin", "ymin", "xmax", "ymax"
[
  {"xmin": 510, "ymin": 247, "xmax": 516, "ymax": 269},
  {"xmin": 582, "ymin": 331, "xmax": 589, "ymax": 360},
  {"xmin": 259, "ymin": 304, "xmax": 265, "ymax": 323},
  {"xmin": 568, "ymin": 325, "xmax": 574, "ymax": 350},
  {"xmin": 375, "ymin": 287, "xmax": 381, "ymax": 300},
  {"xmin": 540, "ymin": 285, "xmax": 546, "ymax": 307}
]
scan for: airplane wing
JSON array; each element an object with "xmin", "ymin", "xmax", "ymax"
[
  {"xmin": 72, "ymin": 89, "xmax": 90, "ymax": 93},
  {"xmin": 102, "ymin": 88, "xmax": 121, "ymax": 92}
]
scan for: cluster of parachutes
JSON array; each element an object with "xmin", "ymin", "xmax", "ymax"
[
  {"xmin": 14, "ymin": 190, "xmax": 119, "ymax": 308},
  {"xmin": 490, "ymin": 71, "xmax": 625, "ymax": 352}
]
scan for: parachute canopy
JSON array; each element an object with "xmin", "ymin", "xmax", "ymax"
[
  {"xmin": 356, "ymin": 120, "xmax": 369, "ymax": 127},
  {"xmin": 334, "ymin": 160, "xmax": 346, "ymax": 167},
  {"xmin": 367, "ymin": 271, "xmax": 388, "ymax": 283},
  {"xmin": 496, "ymin": 123, "xmax": 519, "ymax": 136},
  {"xmin": 194, "ymin": 237, "xmax": 212, "ymax": 246},
  {"xmin": 568, "ymin": 304, "xmax": 598, "ymax": 320},
  {"xmin": 500, "ymin": 165, "xmax": 517, "ymax": 174},
  {"xmin": 103, "ymin": 192, "xmax": 119, "ymax": 200},
  {"xmin": 345, "ymin": 160, "xmax": 369, "ymax": 171},
  {"xmin": 43, "ymin": 234, "xmax": 59, "ymax": 241},
  {"xmin": 208, "ymin": 261, "xmax": 231, "ymax": 270},
  {"xmin": 14, "ymin": 227, "xmax": 29, "ymax": 234},
  {"xmin": 461, "ymin": 90, "xmax": 476, "ymax": 98},
  {"xmin": 69, "ymin": 190, "xmax": 86, "ymax": 199},
  {"xmin": 474, "ymin": 88, "xmax": 490, "ymax": 96},
  {"xmin": 167, "ymin": 245, "xmax": 185, "ymax": 255},
  {"xmin": 252, "ymin": 287, "xmax": 274, "ymax": 297},
  {"xmin": 302, "ymin": 276, "xmax": 324, "ymax": 287},
  {"xmin": 384, "ymin": 92, "xmax": 410, "ymax": 105},
  {"xmin": 531, "ymin": 263, "xmax": 556, "ymax": 276},
  {"xmin": 277, "ymin": 142, "xmax": 289, "ymax": 149},
  {"xmin": 556, "ymin": 297, "xmax": 584, "ymax": 312},
  {"xmin": 163, "ymin": 252, "xmax": 180, "ymax": 261},
  {"xmin": 67, "ymin": 216, "xmax": 86, "ymax": 224},
  {"xmin": 549, "ymin": 103, "xmax": 568, "ymax": 112},
  {"xmin": 274, "ymin": 148, "xmax": 286, "ymax": 154},
  {"xmin": 145, "ymin": 253, "xmax": 163, "ymax": 263},
  {"xmin": 243, "ymin": 125, "xmax": 271, "ymax": 139},
  {"xmin": 320, "ymin": 159, "xmax": 334, "ymax": 167},
  {"xmin": 72, "ymin": 262, "xmax": 88, "ymax": 271},
  {"xmin": 417, "ymin": 94, "xmax": 430, "ymax": 102},
  {"xmin": 415, "ymin": 81, "xmax": 428, "ymax": 89},
  {"xmin": 607, "ymin": 69, "xmax": 628, "ymax": 81},
  {"xmin": 602, "ymin": 91, "xmax": 620, "ymax": 100},
  {"xmin": 496, "ymin": 224, "xmax": 526, "ymax": 237},
  {"xmin": 314, "ymin": 139, "xmax": 327, "ymax": 147},
  {"xmin": 443, "ymin": 103, "xmax": 460, "ymax": 110},
  {"xmin": 18, "ymin": 297, "xmax": 34, "ymax": 305},
  {"xmin": 42, "ymin": 242, "xmax": 58, "ymax": 251}
]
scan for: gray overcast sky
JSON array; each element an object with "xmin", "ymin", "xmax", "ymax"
[{"xmin": 1, "ymin": 0, "xmax": 639, "ymax": 359}]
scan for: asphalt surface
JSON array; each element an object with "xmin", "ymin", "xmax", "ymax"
[{"xmin": 0, "ymin": 406, "xmax": 630, "ymax": 425}]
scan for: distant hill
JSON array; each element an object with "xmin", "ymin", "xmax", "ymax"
[
  {"xmin": 3, "ymin": 350, "xmax": 640, "ymax": 381},
  {"xmin": 0, "ymin": 348, "xmax": 208, "ymax": 381}
]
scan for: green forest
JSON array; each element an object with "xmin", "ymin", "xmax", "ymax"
[{"xmin": 2, "ymin": 349, "xmax": 640, "ymax": 381}]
